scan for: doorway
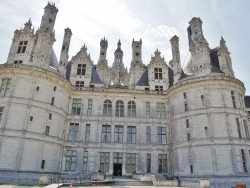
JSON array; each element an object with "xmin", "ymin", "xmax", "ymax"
[{"xmin": 113, "ymin": 163, "xmax": 122, "ymax": 176}]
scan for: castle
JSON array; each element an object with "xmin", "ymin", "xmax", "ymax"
[{"xmin": 0, "ymin": 2, "xmax": 249, "ymax": 187}]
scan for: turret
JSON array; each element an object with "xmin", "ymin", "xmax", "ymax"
[
  {"xmin": 99, "ymin": 37, "xmax": 108, "ymax": 62},
  {"xmin": 132, "ymin": 39, "xmax": 142, "ymax": 64},
  {"xmin": 114, "ymin": 40, "xmax": 123, "ymax": 63},
  {"xmin": 187, "ymin": 17, "xmax": 211, "ymax": 76},
  {"xmin": 58, "ymin": 28, "xmax": 72, "ymax": 76},
  {"xmin": 169, "ymin": 35, "xmax": 181, "ymax": 84},
  {"xmin": 39, "ymin": 2, "xmax": 58, "ymax": 33}
]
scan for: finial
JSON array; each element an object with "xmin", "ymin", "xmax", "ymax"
[{"xmin": 118, "ymin": 39, "xmax": 121, "ymax": 47}]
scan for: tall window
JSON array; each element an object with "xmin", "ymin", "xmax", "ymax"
[
  {"xmin": 127, "ymin": 126, "xmax": 136, "ymax": 144},
  {"xmin": 77, "ymin": 64, "xmax": 86, "ymax": 75},
  {"xmin": 186, "ymin": 119, "xmax": 189, "ymax": 128},
  {"xmin": 183, "ymin": 92, "xmax": 187, "ymax": 99},
  {"xmin": 83, "ymin": 151, "xmax": 88, "ymax": 173},
  {"xmin": 65, "ymin": 150, "xmax": 77, "ymax": 171},
  {"xmin": 128, "ymin": 101, "xmax": 136, "ymax": 118},
  {"xmin": 157, "ymin": 127, "xmax": 167, "ymax": 144},
  {"xmin": 146, "ymin": 126, "xmax": 151, "ymax": 144},
  {"xmin": 114, "ymin": 153, "xmax": 123, "ymax": 164},
  {"xmin": 146, "ymin": 102, "xmax": 150, "ymax": 118},
  {"xmin": 156, "ymin": 102, "xmax": 166, "ymax": 118},
  {"xmin": 201, "ymin": 95, "xmax": 205, "ymax": 107},
  {"xmin": 241, "ymin": 149, "xmax": 247, "ymax": 172},
  {"xmin": 231, "ymin": 91, "xmax": 236, "ymax": 108},
  {"xmin": 147, "ymin": 153, "xmax": 151, "ymax": 173},
  {"xmin": 45, "ymin": 126, "xmax": 50, "ymax": 135},
  {"xmin": 51, "ymin": 97, "xmax": 55, "ymax": 105},
  {"xmin": 0, "ymin": 107, "xmax": 4, "ymax": 122},
  {"xmin": 75, "ymin": 81, "xmax": 84, "ymax": 88},
  {"xmin": 114, "ymin": 125, "xmax": 123, "ymax": 143},
  {"xmin": 17, "ymin": 41, "xmax": 28, "ymax": 53},
  {"xmin": 101, "ymin": 125, "xmax": 111, "ymax": 143},
  {"xmin": 71, "ymin": 99, "xmax": 82, "ymax": 115},
  {"xmin": 243, "ymin": 120, "xmax": 250, "ymax": 139},
  {"xmin": 100, "ymin": 152, "xmax": 110, "ymax": 172},
  {"xmin": 85, "ymin": 124, "xmax": 90, "ymax": 142},
  {"xmin": 236, "ymin": 118, "xmax": 242, "ymax": 138},
  {"xmin": 126, "ymin": 153, "xmax": 136, "ymax": 173},
  {"xmin": 68, "ymin": 123, "xmax": 79, "ymax": 141},
  {"xmin": 115, "ymin": 100, "xmax": 124, "ymax": 117},
  {"xmin": 158, "ymin": 154, "xmax": 167, "ymax": 173},
  {"xmin": 87, "ymin": 99, "xmax": 93, "ymax": 116},
  {"xmin": 103, "ymin": 100, "xmax": 112, "ymax": 116},
  {"xmin": 155, "ymin": 85, "xmax": 163, "ymax": 91},
  {"xmin": 154, "ymin": 68, "xmax": 163, "ymax": 79},
  {"xmin": 187, "ymin": 132, "xmax": 191, "ymax": 140},
  {"xmin": 0, "ymin": 79, "xmax": 11, "ymax": 97},
  {"xmin": 248, "ymin": 111, "xmax": 250, "ymax": 121}
]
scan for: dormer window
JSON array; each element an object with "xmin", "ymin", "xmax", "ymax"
[
  {"xmin": 17, "ymin": 41, "xmax": 28, "ymax": 54},
  {"xmin": 77, "ymin": 64, "xmax": 86, "ymax": 75},
  {"xmin": 154, "ymin": 68, "xmax": 162, "ymax": 79}
]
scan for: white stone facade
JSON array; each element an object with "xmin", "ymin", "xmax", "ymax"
[{"xmin": 0, "ymin": 3, "xmax": 249, "ymax": 188}]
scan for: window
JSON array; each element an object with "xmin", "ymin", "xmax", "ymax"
[
  {"xmin": 241, "ymin": 149, "xmax": 247, "ymax": 172},
  {"xmin": 17, "ymin": 41, "xmax": 28, "ymax": 53},
  {"xmin": 154, "ymin": 68, "xmax": 163, "ymax": 79},
  {"xmin": 183, "ymin": 92, "xmax": 187, "ymax": 99},
  {"xmin": 30, "ymin": 116, "xmax": 33, "ymax": 121},
  {"xmin": 14, "ymin": 60, "xmax": 23, "ymax": 64},
  {"xmin": 53, "ymin": 86, "xmax": 56, "ymax": 91},
  {"xmin": 45, "ymin": 126, "xmax": 50, "ymax": 135},
  {"xmin": 127, "ymin": 126, "xmax": 136, "ymax": 144},
  {"xmin": 155, "ymin": 85, "xmax": 163, "ymax": 91},
  {"xmin": 85, "ymin": 124, "xmax": 90, "ymax": 142},
  {"xmin": 51, "ymin": 97, "xmax": 54, "ymax": 105},
  {"xmin": 75, "ymin": 81, "xmax": 84, "ymax": 88},
  {"xmin": 101, "ymin": 125, "xmax": 111, "ymax": 143},
  {"xmin": 231, "ymin": 91, "xmax": 236, "ymax": 108},
  {"xmin": 49, "ymin": 113, "xmax": 52, "ymax": 120},
  {"xmin": 236, "ymin": 118, "xmax": 242, "ymax": 138},
  {"xmin": 41, "ymin": 160, "xmax": 45, "ymax": 169},
  {"xmin": 77, "ymin": 64, "xmax": 86, "ymax": 75},
  {"xmin": 248, "ymin": 111, "xmax": 250, "ymax": 121},
  {"xmin": 128, "ymin": 101, "xmax": 136, "ymax": 118},
  {"xmin": 243, "ymin": 120, "xmax": 250, "ymax": 139},
  {"xmin": 147, "ymin": 153, "xmax": 151, "ymax": 173},
  {"xmin": 71, "ymin": 98, "xmax": 82, "ymax": 115},
  {"xmin": 126, "ymin": 153, "xmax": 136, "ymax": 173},
  {"xmin": 103, "ymin": 100, "xmax": 112, "ymax": 116},
  {"xmin": 146, "ymin": 126, "xmax": 151, "ymax": 144},
  {"xmin": 186, "ymin": 119, "xmax": 189, "ymax": 128},
  {"xmin": 187, "ymin": 133, "xmax": 191, "ymax": 140},
  {"xmin": 190, "ymin": 165, "xmax": 193, "ymax": 173},
  {"xmin": 114, "ymin": 152, "xmax": 123, "ymax": 164},
  {"xmin": 0, "ymin": 78, "xmax": 11, "ymax": 97},
  {"xmin": 65, "ymin": 150, "xmax": 77, "ymax": 171},
  {"xmin": 146, "ymin": 102, "xmax": 150, "ymax": 118},
  {"xmin": 68, "ymin": 123, "xmax": 79, "ymax": 141},
  {"xmin": 100, "ymin": 152, "xmax": 110, "ymax": 172},
  {"xmin": 36, "ymin": 86, "xmax": 39, "ymax": 91},
  {"xmin": 157, "ymin": 127, "xmax": 167, "ymax": 144},
  {"xmin": 156, "ymin": 102, "xmax": 166, "ymax": 118},
  {"xmin": 158, "ymin": 154, "xmax": 167, "ymax": 173},
  {"xmin": 184, "ymin": 102, "xmax": 188, "ymax": 111},
  {"xmin": 114, "ymin": 125, "xmax": 123, "ymax": 143},
  {"xmin": 0, "ymin": 107, "xmax": 4, "ymax": 122},
  {"xmin": 201, "ymin": 95, "xmax": 205, "ymax": 107},
  {"xmin": 87, "ymin": 99, "xmax": 92, "ymax": 116},
  {"xmin": 83, "ymin": 151, "xmax": 88, "ymax": 173},
  {"xmin": 115, "ymin": 100, "xmax": 124, "ymax": 117}
]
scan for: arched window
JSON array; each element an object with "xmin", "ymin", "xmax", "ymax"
[
  {"xmin": 115, "ymin": 100, "xmax": 124, "ymax": 117},
  {"xmin": 128, "ymin": 101, "xmax": 136, "ymax": 118},
  {"xmin": 103, "ymin": 100, "xmax": 112, "ymax": 116}
]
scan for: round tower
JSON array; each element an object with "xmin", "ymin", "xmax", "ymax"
[{"xmin": 40, "ymin": 2, "xmax": 58, "ymax": 32}]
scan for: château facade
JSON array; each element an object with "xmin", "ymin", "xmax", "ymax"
[{"xmin": 0, "ymin": 2, "xmax": 249, "ymax": 187}]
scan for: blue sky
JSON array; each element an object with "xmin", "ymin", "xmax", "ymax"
[{"xmin": 0, "ymin": 0, "xmax": 249, "ymax": 94}]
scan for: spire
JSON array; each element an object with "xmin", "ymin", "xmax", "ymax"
[{"xmin": 117, "ymin": 39, "xmax": 121, "ymax": 48}]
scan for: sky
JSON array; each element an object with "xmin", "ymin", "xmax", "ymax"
[{"xmin": 0, "ymin": 0, "xmax": 249, "ymax": 95}]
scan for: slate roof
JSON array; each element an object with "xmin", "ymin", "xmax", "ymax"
[
  {"xmin": 65, "ymin": 61, "xmax": 71, "ymax": 80},
  {"xmin": 49, "ymin": 48, "xmax": 58, "ymax": 68},
  {"xmin": 136, "ymin": 69, "xmax": 149, "ymax": 86},
  {"xmin": 244, "ymin": 96, "xmax": 250, "ymax": 108},
  {"xmin": 210, "ymin": 48, "xmax": 224, "ymax": 74},
  {"xmin": 90, "ymin": 65, "xmax": 103, "ymax": 84}
]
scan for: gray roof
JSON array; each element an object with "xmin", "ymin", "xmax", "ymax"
[
  {"xmin": 136, "ymin": 69, "xmax": 149, "ymax": 86},
  {"xmin": 91, "ymin": 65, "xmax": 103, "ymax": 84},
  {"xmin": 244, "ymin": 96, "xmax": 250, "ymax": 108},
  {"xmin": 66, "ymin": 61, "xmax": 71, "ymax": 80},
  {"xmin": 210, "ymin": 48, "xmax": 224, "ymax": 74},
  {"xmin": 49, "ymin": 47, "xmax": 58, "ymax": 68}
]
